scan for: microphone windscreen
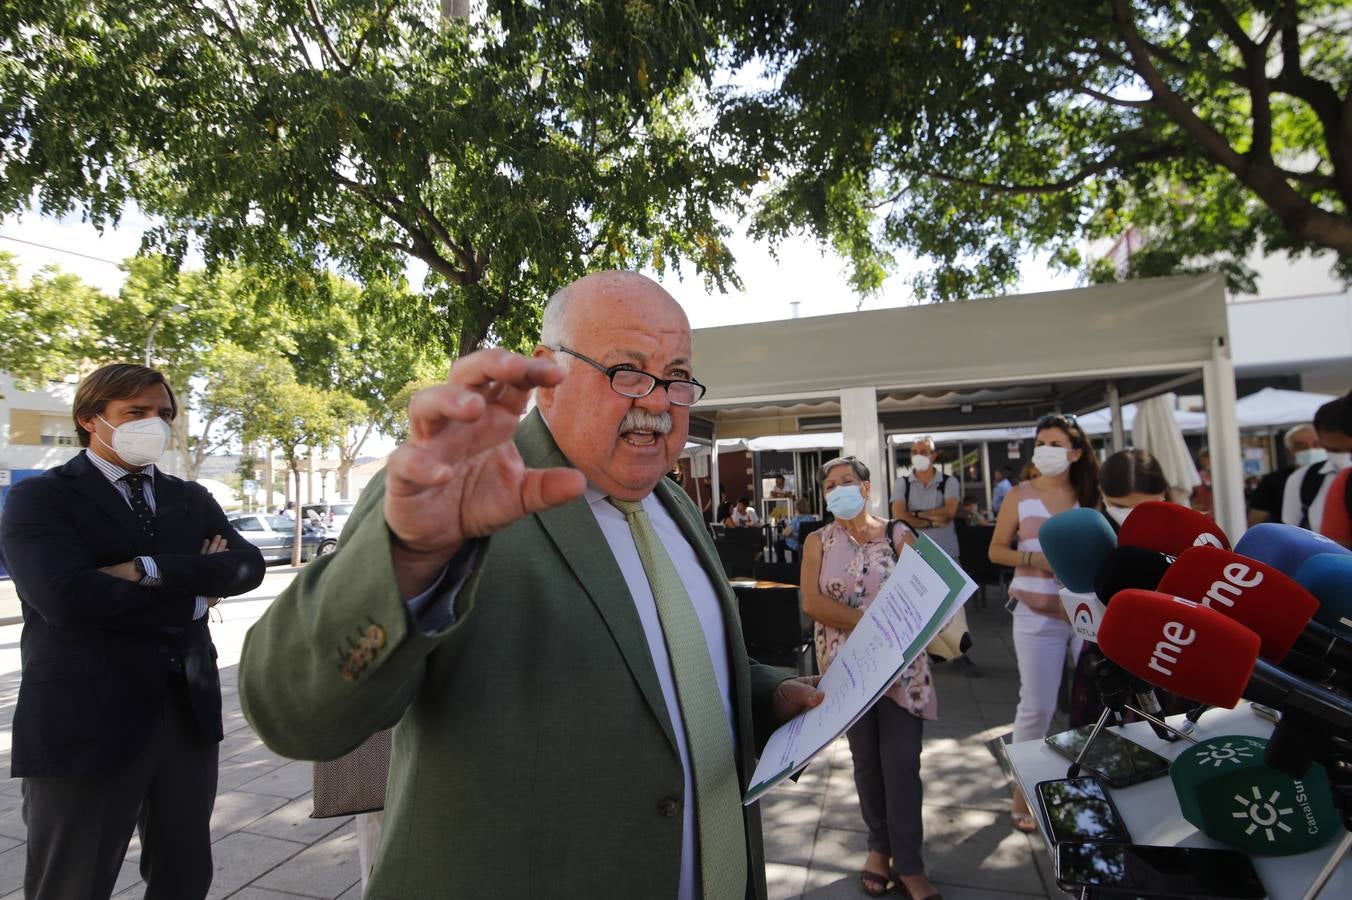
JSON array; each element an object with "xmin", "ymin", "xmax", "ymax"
[
  {"xmin": 1094, "ymin": 546, "xmax": 1172, "ymax": 604},
  {"xmin": 1295, "ymin": 553, "xmax": 1352, "ymax": 631},
  {"xmin": 1098, "ymin": 589, "xmax": 1260, "ymax": 708},
  {"xmin": 1117, "ymin": 501, "xmax": 1230, "ymax": 556},
  {"xmin": 1038, "ymin": 507, "xmax": 1117, "ymax": 593},
  {"xmin": 1235, "ymin": 523, "xmax": 1351, "ymax": 577},
  {"xmin": 1159, "ymin": 546, "xmax": 1319, "ymax": 663}
]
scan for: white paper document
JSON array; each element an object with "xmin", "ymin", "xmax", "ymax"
[{"xmin": 744, "ymin": 533, "xmax": 977, "ymax": 804}]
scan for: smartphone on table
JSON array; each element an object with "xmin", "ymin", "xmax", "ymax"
[
  {"xmin": 1044, "ymin": 724, "xmax": 1171, "ymax": 788},
  {"xmin": 1034, "ymin": 776, "xmax": 1131, "ymax": 845},
  {"xmin": 1056, "ymin": 840, "xmax": 1266, "ymax": 898}
]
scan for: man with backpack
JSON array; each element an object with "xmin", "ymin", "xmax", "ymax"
[
  {"xmin": 890, "ymin": 436, "xmax": 961, "ymax": 563},
  {"xmin": 1280, "ymin": 395, "xmax": 1352, "ymax": 532}
]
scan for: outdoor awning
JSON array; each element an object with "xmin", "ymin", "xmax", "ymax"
[{"xmin": 1234, "ymin": 387, "xmax": 1338, "ymax": 428}]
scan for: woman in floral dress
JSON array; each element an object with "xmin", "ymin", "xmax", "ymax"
[{"xmin": 800, "ymin": 456, "xmax": 939, "ymax": 900}]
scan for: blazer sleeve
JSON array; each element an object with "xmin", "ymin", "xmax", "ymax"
[
  {"xmin": 0, "ymin": 475, "xmax": 198, "ymax": 628},
  {"xmin": 239, "ymin": 476, "xmax": 468, "ymax": 761},
  {"xmin": 148, "ymin": 483, "xmax": 266, "ymax": 597}
]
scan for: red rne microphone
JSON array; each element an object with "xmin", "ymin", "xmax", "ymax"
[
  {"xmin": 1158, "ymin": 546, "xmax": 1318, "ymax": 663},
  {"xmin": 1098, "ymin": 589, "xmax": 1258, "ymax": 708},
  {"xmin": 1116, "ymin": 501, "xmax": 1230, "ymax": 557}
]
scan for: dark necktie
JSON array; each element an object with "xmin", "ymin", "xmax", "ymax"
[{"xmin": 122, "ymin": 473, "xmax": 155, "ymax": 539}]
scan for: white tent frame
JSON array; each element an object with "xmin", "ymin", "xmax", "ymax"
[{"xmin": 690, "ymin": 274, "xmax": 1246, "ymax": 538}]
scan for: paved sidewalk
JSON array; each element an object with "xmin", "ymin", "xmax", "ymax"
[{"xmin": 0, "ymin": 579, "xmax": 1060, "ymax": 899}]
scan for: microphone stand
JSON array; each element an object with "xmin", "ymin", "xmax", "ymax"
[
  {"xmin": 1067, "ymin": 651, "xmax": 1196, "ymax": 779},
  {"xmin": 1300, "ymin": 735, "xmax": 1352, "ymax": 900}
]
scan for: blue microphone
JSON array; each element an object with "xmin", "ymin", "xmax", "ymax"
[
  {"xmin": 1039, "ymin": 507, "xmax": 1117, "ymax": 594},
  {"xmin": 1296, "ymin": 553, "xmax": 1352, "ymax": 632},
  {"xmin": 1233, "ymin": 523, "xmax": 1351, "ymax": 576}
]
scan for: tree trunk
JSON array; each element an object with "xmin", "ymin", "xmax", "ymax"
[{"xmin": 291, "ymin": 464, "xmax": 304, "ymax": 567}]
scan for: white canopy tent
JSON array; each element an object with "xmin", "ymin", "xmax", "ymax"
[
  {"xmin": 1235, "ymin": 387, "xmax": 1339, "ymax": 428},
  {"xmin": 690, "ymin": 274, "xmax": 1246, "ymax": 538}
]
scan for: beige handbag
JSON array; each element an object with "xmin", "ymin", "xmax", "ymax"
[
  {"xmin": 310, "ymin": 729, "xmax": 392, "ymax": 818},
  {"xmin": 925, "ymin": 605, "xmax": 973, "ymax": 661}
]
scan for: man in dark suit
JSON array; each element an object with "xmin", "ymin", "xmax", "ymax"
[
  {"xmin": 0, "ymin": 363, "xmax": 266, "ymax": 899},
  {"xmin": 240, "ymin": 272, "xmax": 823, "ymax": 899}
]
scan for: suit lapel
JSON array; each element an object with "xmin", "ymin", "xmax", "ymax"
[
  {"xmin": 516, "ymin": 411, "xmax": 679, "ymax": 754},
  {"xmin": 149, "ymin": 473, "xmax": 191, "ymax": 553},
  {"xmin": 63, "ymin": 453, "xmax": 150, "ymax": 552}
]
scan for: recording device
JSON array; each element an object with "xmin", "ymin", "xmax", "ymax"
[
  {"xmin": 1296, "ymin": 552, "xmax": 1352, "ymax": 632},
  {"xmin": 1093, "ymin": 545, "xmax": 1172, "ymax": 604},
  {"xmin": 1034, "ymin": 775, "xmax": 1131, "ymax": 843},
  {"xmin": 1158, "ymin": 546, "xmax": 1352, "ymax": 672},
  {"xmin": 1044, "ymin": 725, "xmax": 1171, "ymax": 788},
  {"xmin": 1116, "ymin": 500, "xmax": 1229, "ymax": 556},
  {"xmin": 1097, "ymin": 590, "xmax": 1352, "ymax": 776},
  {"xmin": 1233, "ymin": 522, "xmax": 1350, "ymax": 576},
  {"xmin": 1040, "ymin": 509, "xmax": 1183, "ymax": 741},
  {"xmin": 1054, "ymin": 841, "xmax": 1266, "ymax": 898},
  {"xmin": 1170, "ymin": 734, "xmax": 1340, "ymax": 856}
]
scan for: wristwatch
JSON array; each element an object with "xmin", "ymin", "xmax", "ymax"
[{"xmin": 132, "ymin": 557, "xmax": 147, "ymax": 582}]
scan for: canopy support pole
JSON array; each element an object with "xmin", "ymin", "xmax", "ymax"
[
  {"xmin": 1107, "ymin": 381, "xmax": 1125, "ymax": 453},
  {"xmin": 1204, "ymin": 339, "xmax": 1246, "ymax": 541},
  {"xmin": 840, "ymin": 387, "xmax": 886, "ymax": 517}
]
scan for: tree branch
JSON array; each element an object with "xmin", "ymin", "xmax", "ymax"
[
  {"xmin": 1111, "ymin": 0, "xmax": 1352, "ymax": 254},
  {"xmin": 920, "ymin": 143, "xmax": 1182, "ymax": 196},
  {"xmin": 417, "ymin": 202, "xmax": 478, "ymax": 276},
  {"xmin": 1201, "ymin": 0, "xmax": 1272, "ymax": 161},
  {"xmin": 1072, "ymin": 84, "xmax": 1152, "ymax": 109},
  {"xmin": 350, "ymin": 2, "xmax": 398, "ymax": 70},
  {"xmin": 287, "ymin": 22, "xmax": 317, "ymax": 70},
  {"xmin": 305, "ymin": 0, "xmax": 352, "ymax": 73}
]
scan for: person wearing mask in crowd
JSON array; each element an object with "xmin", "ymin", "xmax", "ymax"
[
  {"xmin": 991, "ymin": 467, "xmax": 1013, "ymax": 514},
  {"xmin": 1315, "ymin": 394, "xmax": 1352, "ymax": 547},
  {"xmin": 1246, "ymin": 423, "xmax": 1317, "ymax": 528},
  {"xmin": 239, "ymin": 272, "xmax": 823, "ymax": 899},
  {"xmin": 1281, "ymin": 396, "xmax": 1352, "ymax": 532},
  {"xmin": 0, "ymin": 363, "xmax": 266, "ymax": 898},
  {"xmin": 988, "ymin": 413, "xmax": 1100, "ymax": 833},
  {"xmin": 891, "ymin": 436, "xmax": 961, "ymax": 564},
  {"xmin": 801, "ymin": 457, "xmax": 937, "ymax": 900},
  {"xmin": 729, "ymin": 496, "xmax": 760, "ymax": 527}
]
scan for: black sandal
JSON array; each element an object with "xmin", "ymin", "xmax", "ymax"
[{"xmin": 860, "ymin": 870, "xmax": 892, "ymax": 897}]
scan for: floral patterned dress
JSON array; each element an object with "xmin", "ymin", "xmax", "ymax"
[{"xmin": 814, "ymin": 520, "xmax": 937, "ymax": 720}]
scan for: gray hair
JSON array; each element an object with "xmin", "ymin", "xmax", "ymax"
[
  {"xmin": 819, "ymin": 455, "xmax": 870, "ymax": 483},
  {"xmin": 911, "ymin": 434, "xmax": 936, "ymax": 451},
  {"xmin": 1284, "ymin": 423, "xmax": 1316, "ymax": 450},
  {"xmin": 539, "ymin": 285, "xmax": 573, "ymax": 350}
]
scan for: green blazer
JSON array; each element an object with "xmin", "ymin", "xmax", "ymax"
[{"xmin": 239, "ymin": 410, "xmax": 792, "ymax": 899}]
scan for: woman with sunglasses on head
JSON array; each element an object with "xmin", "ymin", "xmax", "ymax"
[
  {"xmin": 800, "ymin": 456, "xmax": 939, "ymax": 900},
  {"xmin": 988, "ymin": 414, "xmax": 1101, "ymax": 834}
]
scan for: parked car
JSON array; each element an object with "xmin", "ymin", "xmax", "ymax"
[
  {"xmin": 227, "ymin": 513, "xmax": 336, "ymax": 563},
  {"xmin": 300, "ymin": 501, "xmax": 356, "ymax": 536}
]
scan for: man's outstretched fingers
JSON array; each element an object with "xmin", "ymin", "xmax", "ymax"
[
  {"xmin": 407, "ymin": 385, "xmax": 486, "ymax": 438},
  {"xmin": 386, "ymin": 444, "xmax": 455, "ymax": 491}
]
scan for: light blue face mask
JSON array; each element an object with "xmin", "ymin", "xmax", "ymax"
[{"xmin": 826, "ymin": 484, "xmax": 866, "ymax": 519}]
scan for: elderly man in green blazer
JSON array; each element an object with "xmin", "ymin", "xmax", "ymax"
[{"xmin": 239, "ymin": 271, "xmax": 822, "ymax": 899}]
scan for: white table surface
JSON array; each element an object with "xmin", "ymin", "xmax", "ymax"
[{"xmin": 1006, "ymin": 704, "xmax": 1349, "ymax": 900}]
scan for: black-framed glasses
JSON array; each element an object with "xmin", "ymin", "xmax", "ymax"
[
  {"xmin": 1037, "ymin": 413, "xmax": 1078, "ymax": 429},
  {"xmin": 551, "ymin": 345, "xmax": 707, "ymax": 406}
]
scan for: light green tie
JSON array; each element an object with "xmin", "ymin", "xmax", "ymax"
[{"xmin": 609, "ymin": 497, "xmax": 748, "ymax": 900}]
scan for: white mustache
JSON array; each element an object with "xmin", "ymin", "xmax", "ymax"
[{"xmin": 619, "ymin": 410, "xmax": 671, "ymax": 435}]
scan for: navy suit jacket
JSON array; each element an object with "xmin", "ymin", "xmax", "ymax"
[{"xmin": 0, "ymin": 452, "xmax": 266, "ymax": 777}]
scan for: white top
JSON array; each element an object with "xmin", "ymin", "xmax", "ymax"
[
  {"xmin": 729, "ymin": 506, "xmax": 759, "ymax": 526},
  {"xmin": 584, "ymin": 485, "xmax": 736, "ymax": 900},
  {"xmin": 1280, "ymin": 461, "xmax": 1336, "ymax": 529}
]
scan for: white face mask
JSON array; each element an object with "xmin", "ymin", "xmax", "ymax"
[
  {"xmin": 1326, "ymin": 451, "xmax": 1352, "ymax": 471},
  {"xmin": 1295, "ymin": 448, "xmax": 1327, "ymax": 468},
  {"xmin": 97, "ymin": 415, "xmax": 170, "ymax": 467},
  {"xmin": 1104, "ymin": 505, "xmax": 1131, "ymax": 526},
  {"xmin": 1032, "ymin": 445, "xmax": 1072, "ymax": 477},
  {"xmin": 911, "ymin": 454, "xmax": 932, "ymax": 473}
]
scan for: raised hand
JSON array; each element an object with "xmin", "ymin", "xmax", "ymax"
[{"xmin": 384, "ymin": 349, "xmax": 586, "ymax": 594}]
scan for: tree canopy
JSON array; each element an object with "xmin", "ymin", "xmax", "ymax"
[
  {"xmin": 723, "ymin": 0, "xmax": 1352, "ymax": 298},
  {"xmin": 2, "ymin": 0, "xmax": 750, "ymax": 354}
]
